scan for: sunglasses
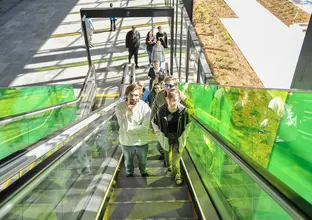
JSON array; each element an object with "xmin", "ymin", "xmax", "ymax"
[{"xmin": 165, "ymin": 83, "xmax": 175, "ymax": 89}]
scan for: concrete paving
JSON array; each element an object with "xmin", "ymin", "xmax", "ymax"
[
  {"xmin": 0, "ymin": 0, "xmax": 171, "ymax": 96},
  {"xmin": 221, "ymin": 0, "xmax": 306, "ymax": 89}
]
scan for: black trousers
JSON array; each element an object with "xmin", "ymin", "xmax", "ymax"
[
  {"xmin": 110, "ymin": 20, "xmax": 116, "ymax": 31},
  {"xmin": 128, "ymin": 48, "xmax": 139, "ymax": 65}
]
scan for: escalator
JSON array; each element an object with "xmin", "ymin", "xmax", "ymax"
[{"xmin": 0, "ymin": 66, "xmax": 311, "ymax": 219}]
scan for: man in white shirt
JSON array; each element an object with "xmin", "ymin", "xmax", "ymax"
[{"xmin": 115, "ymin": 83, "xmax": 151, "ymax": 177}]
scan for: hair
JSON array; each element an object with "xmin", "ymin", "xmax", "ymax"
[
  {"xmin": 157, "ymin": 26, "xmax": 162, "ymax": 30},
  {"xmin": 153, "ymin": 83, "xmax": 161, "ymax": 89},
  {"xmin": 110, "ymin": 3, "xmax": 113, "ymax": 7},
  {"xmin": 158, "ymin": 74, "xmax": 165, "ymax": 82},
  {"xmin": 166, "ymin": 90, "xmax": 178, "ymax": 101},
  {"xmin": 164, "ymin": 75, "xmax": 177, "ymax": 83},
  {"xmin": 153, "ymin": 60, "xmax": 159, "ymax": 64},
  {"xmin": 125, "ymin": 83, "xmax": 141, "ymax": 96}
]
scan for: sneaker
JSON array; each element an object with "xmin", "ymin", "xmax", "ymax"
[
  {"xmin": 141, "ymin": 173, "xmax": 149, "ymax": 177},
  {"xmin": 165, "ymin": 168, "xmax": 172, "ymax": 176},
  {"xmin": 175, "ymin": 176, "xmax": 183, "ymax": 185},
  {"xmin": 126, "ymin": 174, "xmax": 133, "ymax": 177},
  {"xmin": 135, "ymin": 65, "xmax": 139, "ymax": 68}
]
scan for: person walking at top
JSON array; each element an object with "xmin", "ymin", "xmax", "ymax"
[
  {"xmin": 126, "ymin": 25, "xmax": 140, "ymax": 68},
  {"xmin": 109, "ymin": 3, "xmax": 117, "ymax": 31},
  {"xmin": 152, "ymin": 90, "xmax": 191, "ymax": 185},
  {"xmin": 152, "ymin": 41, "xmax": 165, "ymax": 68},
  {"xmin": 148, "ymin": 60, "xmax": 164, "ymax": 90},
  {"xmin": 146, "ymin": 31, "xmax": 156, "ymax": 66},
  {"xmin": 115, "ymin": 83, "xmax": 151, "ymax": 177},
  {"xmin": 156, "ymin": 25, "xmax": 168, "ymax": 49},
  {"xmin": 83, "ymin": 18, "xmax": 95, "ymax": 47}
]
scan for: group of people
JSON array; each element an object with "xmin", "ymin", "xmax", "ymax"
[
  {"xmin": 126, "ymin": 25, "xmax": 168, "ymax": 68},
  {"xmin": 115, "ymin": 76, "xmax": 194, "ymax": 185},
  {"xmin": 83, "ymin": 14, "xmax": 168, "ymax": 67}
]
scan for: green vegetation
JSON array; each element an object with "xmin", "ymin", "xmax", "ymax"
[
  {"xmin": 257, "ymin": 0, "xmax": 310, "ymax": 26},
  {"xmin": 193, "ymin": 0, "xmax": 263, "ymax": 87}
]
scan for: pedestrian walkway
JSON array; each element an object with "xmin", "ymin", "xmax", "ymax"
[
  {"xmin": 0, "ymin": 0, "xmax": 171, "ymax": 96},
  {"xmin": 221, "ymin": 0, "xmax": 306, "ymax": 89}
]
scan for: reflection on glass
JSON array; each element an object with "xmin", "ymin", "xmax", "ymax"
[
  {"xmin": 179, "ymin": 83, "xmax": 312, "ymax": 205},
  {"xmin": 0, "ymin": 104, "xmax": 78, "ymax": 160},
  {"xmin": 187, "ymin": 121, "xmax": 291, "ymax": 219},
  {"xmin": 2, "ymin": 118, "xmax": 119, "ymax": 219},
  {"xmin": 0, "ymin": 85, "xmax": 75, "ymax": 118}
]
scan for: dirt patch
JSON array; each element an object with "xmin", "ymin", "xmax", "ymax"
[
  {"xmin": 257, "ymin": 0, "xmax": 310, "ymax": 26},
  {"xmin": 193, "ymin": 0, "xmax": 264, "ymax": 87}
]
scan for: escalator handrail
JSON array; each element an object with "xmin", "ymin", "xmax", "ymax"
[
  {"xmin": 0, "ymin": 63, "xmax": 129, "ymax": 192},
  {"xmin": 0, "ymin": 64, "xmax": 96, "ymax": 126},
  {"xmin": 190, "ymin": 115, "xmax": 312, "ymax": 220}
]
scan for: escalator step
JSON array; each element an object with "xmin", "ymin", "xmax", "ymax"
[
  {"xmin": 104, "ymin": 201, "xmax": 197, "ymax": 219},
  {"xmin": 119, "ymin": 167, "xmax": 167, "ymax": 177},
  {"xmin": 111, "ymin": 186, "xmax": 190, "ymax": 202},
  {"xmin": 116, "ymin": 176, "xmax": 179, "ymax": 188}
]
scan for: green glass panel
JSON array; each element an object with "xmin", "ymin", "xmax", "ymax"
[
  {"xmin": 2, "ymin": 118, "xmax": 119, "ymax": 219},
  {"xmin": 0, "ymin": 85, "xmax": 75, "ymax": 118},
  {"xmin": 186, "ymin": 120, "xmax": 291, "ymax": 219},
  {"xmin": 179, "ymin": 83, "xmax": 312, "ymax": 205},
  {"xmin": 0, "ymin": 104, "xmax": 78, "ymax": 160}
]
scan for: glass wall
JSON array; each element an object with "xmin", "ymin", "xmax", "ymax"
[
  {"xmin": 0, "ymin": 85, "xmax": 75, "ymax": 118},
  {"xmin": 187, "ymin": 120, "xmax": 291, "ymax": 219},
  {"xmin": 179, "ymin": 83, "xmax": 312, "ymax": 206}
]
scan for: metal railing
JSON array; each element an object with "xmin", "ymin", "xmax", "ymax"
[{"xmin": 0, "ymin": 63, "xmax": 130, "ymax": 195}]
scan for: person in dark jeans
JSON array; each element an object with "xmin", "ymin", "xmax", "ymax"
[
  {"xmin": 146, "ymin": 30, "xmax": 156, "ymax": 65},
  {"xmin": 152, "ymin": 90, "xmax": 190, "ymax": 185},
  {"xmin": 109, "ymin": 3, "xmax": 117, "ymax": 31},
  {"xmin": 126, "ymin": 25, "xmax": 140, "ymax": 68}
]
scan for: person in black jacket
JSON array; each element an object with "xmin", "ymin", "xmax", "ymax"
[
  {"xmin": 156, "ymin": 26, "xmax": 168, "ymax": 49},
  {"xmin": 152, "ymin": 90, "xmax": 191, "ymax": 185},
  {"xmin": 126, "ymin": 26, "xmax": 140, "ymax": 68},
  {"xmin": 148, "ymin": 60, "xmax": 164, "ymax": 90}
]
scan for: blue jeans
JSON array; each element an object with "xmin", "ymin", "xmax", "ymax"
[
  {"xmin": 121, "ymin": 144, "xmax": 149, "ymax": 175},
  {"xmin": 147, "ymin": 50, "xmax": 152, "ymax": 64}
]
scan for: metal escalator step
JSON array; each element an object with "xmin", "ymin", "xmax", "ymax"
[
  {"xmin": 145, "ymin": 160, "xmax": 165, "ymax": 167},
  {"xmin": 111, "ymin": 186, "xmax": 190, "ymax": 202},
  {"xmin": 104, "ymin": 201, "xmax": 196, "ymax": 219},
  {"xmin": 119, "ymin": 167, "xmax": 167, "ymax": 177},
  {"xmin": 116, "ymin": 176, "xmax": 180, "ymax": 188}
]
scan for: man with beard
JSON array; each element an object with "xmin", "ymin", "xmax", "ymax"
[{"xmin": 115, "ymin": 84, "xmax": 151, "ymax": 177}]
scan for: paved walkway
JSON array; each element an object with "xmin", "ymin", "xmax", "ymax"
[
  {"xmin": 0, "ymin": 0, "xmax": 170, "ymax": 96},
  {"xmin": 221, "ymin": 0, "xmax": 306, "ymax": 89}
]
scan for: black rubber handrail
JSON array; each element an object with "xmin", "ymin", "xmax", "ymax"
[{"xmin": 190, "ymin": 115, "xmax": 312, "ymax": 220}]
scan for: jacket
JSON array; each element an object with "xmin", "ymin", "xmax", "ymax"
[
  {"xmin": 150, "ymin": 89, "xmax": 194, "ymax": 125},
  {"xmin": 146, "ymin": 36, "xmax": 156, "ymax": 52},
  {"xmin": 115, "ymin": 100, "xmax": 151, "ymax": 146},
  {"xmin": 148, "ymin": 91, "xmax": 157, "ymax": 107},
  {"xmin": 152, "ymin": 44, "xmax": 165, "ymax": 62},
  {"xmin": 152, "ymin": 103, "xmax": 190, "ymax": 152},
  {"xmin": 156, "ymin": 32, "xmax": 168, "ymax": 48},
  {"xmin": 126, "ymin": 30, "xmax": 140, "ymax": 50},
  {"xmin": 148, "ymin": 67, "xmax": 164, "ymax": 80}
]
